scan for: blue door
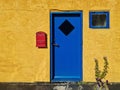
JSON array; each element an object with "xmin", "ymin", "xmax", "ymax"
[{"xmin": 50, "ymin": 11, "xmax": 82, "ymax": 82}]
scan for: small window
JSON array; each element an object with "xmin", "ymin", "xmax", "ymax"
[{"xmin": 89, "ymin": 11, "xmax": 109, "ymax": 28}]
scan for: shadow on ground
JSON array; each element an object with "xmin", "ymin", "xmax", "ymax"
[{"xmin": 0, "ymin": 82, "xmax": 120, "ymax": 90}]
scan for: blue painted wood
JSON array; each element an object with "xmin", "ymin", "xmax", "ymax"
[{"xmin": 50, "ymin": 12, "xmax": 83, "ymax": 82}]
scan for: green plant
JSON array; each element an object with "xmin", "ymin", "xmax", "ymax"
[
  {"xmin": 94, "ymin": 57, "xmax": 109, "ymax": 90},
  {"xmin": 95, "ymin": 57, "xmax": 109, "ymax": 80}
]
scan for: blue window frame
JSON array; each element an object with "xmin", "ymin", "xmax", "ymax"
[{"xmin": 89, "ymin": 11, "xmax": 109, "ymax": 28}]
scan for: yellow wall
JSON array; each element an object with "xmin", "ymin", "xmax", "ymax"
[{"xmin": 0, "ymin": 0, "xmax": 120, "ymax": 82}]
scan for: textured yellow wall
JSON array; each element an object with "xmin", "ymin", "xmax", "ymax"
[{"xmin": 0, "ymin": 0, "xmax": 120, "ymax": 82}]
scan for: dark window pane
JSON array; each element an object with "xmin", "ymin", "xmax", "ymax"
[
  {"xmin": 92, "ymin": 14, "xmax": 106, "ymax": 27},
  {"xmin": 59, "ymin": 20, "xmax": 74, "ymax": 36}
]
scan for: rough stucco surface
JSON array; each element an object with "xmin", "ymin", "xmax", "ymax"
[{"xmin": 0, "ymin": 0, "xmax": 120, "ymax": 82}]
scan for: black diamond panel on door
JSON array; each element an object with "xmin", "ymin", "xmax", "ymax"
[{"xmin": 59, "ymin": 20, "xmax": 74, "ymax": 36}]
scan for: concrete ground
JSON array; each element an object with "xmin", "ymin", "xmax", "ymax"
[{"xmin": 0, "ymin": 82, "xmax": 120, "ymax": 90}]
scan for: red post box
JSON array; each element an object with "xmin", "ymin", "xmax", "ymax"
[{"xmin": 36, "ymin": 31, "xmax": 47, "ymax": 48}]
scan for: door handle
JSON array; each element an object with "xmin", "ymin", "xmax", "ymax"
[{"xmin": 52, "ymin": 43, "xmax": 59, "ymax": 47}]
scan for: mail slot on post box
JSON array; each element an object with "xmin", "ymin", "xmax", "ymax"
[{"xmin": 36, "ymin": 31, "xmax": 47, "ymax": 48}]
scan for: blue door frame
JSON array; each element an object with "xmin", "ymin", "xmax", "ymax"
[{"xmin": 50, "ymin": 11, "xmax": 83, "ymax": 82}]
